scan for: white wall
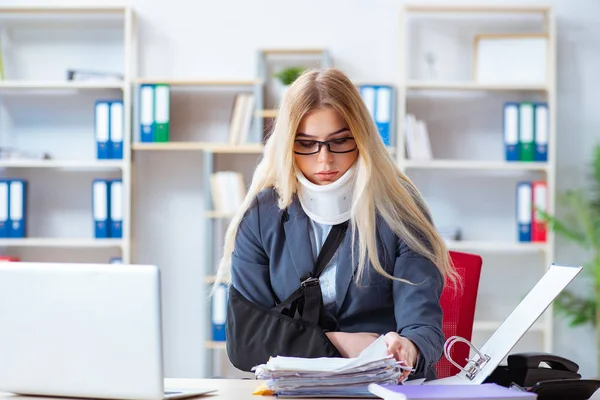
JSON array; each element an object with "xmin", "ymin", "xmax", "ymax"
[{"xmin": 4, "ymin": 0, "xmax": 600, "ymax": 379}]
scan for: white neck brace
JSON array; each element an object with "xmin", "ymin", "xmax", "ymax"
[{"xmin": 296, "ymin": 161, "xmax": 357, "ymax": 225}]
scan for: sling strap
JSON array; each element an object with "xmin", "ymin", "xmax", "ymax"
[{"xmin": 273, "ymin": 221, "xmax": 349, "ymax": 326}]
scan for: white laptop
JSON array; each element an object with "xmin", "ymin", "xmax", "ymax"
[{"xmin": 0, "ymin": 262, "xmax": 216, "ymax": 400}]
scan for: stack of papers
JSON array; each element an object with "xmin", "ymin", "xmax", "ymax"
[{"xmin": 253, "ymin": 336, "xmax": 411, "ymax": 398}]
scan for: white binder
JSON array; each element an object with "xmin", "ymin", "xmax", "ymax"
[{"xmin": 424, "ymin": 264, "xmax": 582, "ymax": 385}]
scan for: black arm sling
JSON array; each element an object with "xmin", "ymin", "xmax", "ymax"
[{"xmin": 226, "ymin": 220, "xmax": 349, "ymax": 372}]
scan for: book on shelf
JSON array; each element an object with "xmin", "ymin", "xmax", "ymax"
[
  {"xmin": 358, "ymin": 84, "xmax": 393, "ymax": 147},
  {"xmin": 404, "ymin": 114, "xmax": 432, "ymax": 160},
  {"xmin": 503, "ymin": 102, "xmax": 548, "ymax": 163},
  {"xmin": 516, "ymin": 181, "xmax": 547, "ymax": 243},
  {"xmin": 228, "ymin": 93, "xmax": 255, "ymax": 145},
  {"xmin": 95, "ymin": 100, "xmax": 124, "ymax": 160},
  {"xmin": 211, "ymin": 283, "xmax": 227, "ymax": 342},
  {"xmin": 92, "ymin": 179, "xmax": 124, "ymax": 239},
  {"xmin": 0, "ymin": 179, "xmax": 27, "ymax": 239},
  {"xmin": 66, "ymin": 69, "xmax": 124, "ymax": 82},
  {"xmin": 138, "ymin": 84, "xmax": 170, "ymax": 143},
  {"xmin": 209, "ymin": 172, "xmax": 246, "ymax": 214}
]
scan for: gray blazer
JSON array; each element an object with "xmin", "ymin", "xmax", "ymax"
[{"xmin": 230, "ymin": 188, "xmax": 444, "ymax": 380}]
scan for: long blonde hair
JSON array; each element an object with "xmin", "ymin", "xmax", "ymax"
[{"xmin": 215, "ymin": 68, "xmax": 459, "ymax": 289}]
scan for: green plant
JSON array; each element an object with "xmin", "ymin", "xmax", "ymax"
[
  {"xmin": 538, "ymin": 143, "xmax": 600, "ymax": 368},
  {"xmin": 273, "ymin": 66, "xmax": 306, "ymax": 86}
]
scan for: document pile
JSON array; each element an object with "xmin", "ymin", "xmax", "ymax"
[{"xmin": 253, "ymin": 336, "xmax": 411, "ymax": 398}]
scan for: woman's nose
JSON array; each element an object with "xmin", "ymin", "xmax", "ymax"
[{"xmin": 317, "ymin": 143, "xmax": 333, "ymax": 162}]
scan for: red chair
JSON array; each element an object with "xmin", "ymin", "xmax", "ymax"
[{"xmin": 435, "ymin": 251, "xmax": 483, "ymax": 379}]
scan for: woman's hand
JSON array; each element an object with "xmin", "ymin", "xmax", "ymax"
[
  {"xmin": 325, "ymin": 331, "xmax": 380, "ymax": 358},
  {"xmin": 384, "ymin": 332, "xmax": 419, "ymax": 382}
]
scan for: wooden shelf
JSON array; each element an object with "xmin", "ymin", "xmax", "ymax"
[
  {"xmin": 0, "ymin": 6, "xmax": 127, "ymax": 13},
  {"xmin": 404, "ymin": 4, "xmax": 550, "ymax": 14},
  {"xmin": 405, "ymin": 81, "xmax": 548, "ymax": 92},
  {"xmin": 446, "ymin": 240, "xmax": 547, "ymax": 253},
  {"xmin": 206, "ymin": 144, "xmax": 263, "ymax": 154},
  {"xmin": 261, "ymin": 49, "xmax": 327, "ymax": 55},
  {"xmin": 0, "ymin": 238, "xmax": 124, "ymax": 248},
  {"xmin": 133, "ymin": 142, "xmax": 263, "ymax": 153},
  {"xmin": 205, "ymin": 341, "xmax": 226, "ymax": 349},
  {"xmin": 0, "ymin": 159, "xmax": 125, "ymax": 170},
  {"xmin": 134, "ymin": 79, "xmax": 260, "ymax": 87},
  {"xmin": 0, "ymin": 81, "xmax": 125, "ymax": 90},
  {"xmin": 403, "ymin": 160, "xmax": 549, "ymax": 172}
]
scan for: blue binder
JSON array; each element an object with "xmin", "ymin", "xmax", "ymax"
[
  {"xmin": 109, "ymin": 179, "xmax": 123, "ymax": 238},
  {"xmin": 534, "ymin": 102, "xmax": 549, "ymax": 162},
  {"xmin": 95, "ymin": 101, "xmax": 111, "ymax": 159},
  {"xmin": 503, "ymin": 102, "xmax": 520, "ymax": 161},
  {"xmin": 8, "ymin": 180, "xmax": 26, "ymax": 238},
  {"xmin": 212, "ymin": 283, "xmax": 228, "ymax": 341},
  {"xmin": 374, "ymin": 86, "xmax": 393, "ymax": 147},
  {"xmin": 140, "ymin": 84, "xmax": 155, "ymax": 142},
  {"xmin": 109, "ymin": 257, "xmax": 123, "ymax": 264},
  {"xmin": 359, "ymin": 85, "xmax": 393, "ymax": 147},
  {"xmin": 110, "ymin": 101, "xmax": 124, "ymax": 159},
  {"xmin": 0, "ymin": 180, "xmax": 9, "ymax": 238},
  {"xmin": 516, "ymin": 181, "xmax": 532, "ymax": 242},
  {"xmin": 92, "ymin": 180, "xmax": 110, "ymax": 239}
]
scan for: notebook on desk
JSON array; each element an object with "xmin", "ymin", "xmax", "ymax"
[
  {"xmin": 367, "ymin": 383, "xmax": 536, "ymax": 399},
  {"xmin": 0, "ymin": 262, "xmax": 216, "ymax": 400}
]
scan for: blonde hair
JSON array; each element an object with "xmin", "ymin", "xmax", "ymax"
[{"xmin": 214, "ymin": 68, "xmax": 459, "ymax": 290}]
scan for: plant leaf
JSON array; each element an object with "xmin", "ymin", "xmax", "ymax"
[
  {"xmin": 537, "ymin": 207, "xmax": 588, "ymax": 247},
  {"xmin": 554, "ymin": 290, "xmax": 595, "ymax": 327}
]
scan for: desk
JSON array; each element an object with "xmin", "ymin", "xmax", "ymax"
[{"xmin": 0, "ymin": 378, "xmax": 367, "ymax": 400}]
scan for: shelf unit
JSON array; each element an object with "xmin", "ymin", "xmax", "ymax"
[
  {"xmin": 129, "ymin": 76, "xmax": 264, "ymax": 378},
  {"xmin": 399, "ymin": 4, "xmax": 556, "ymax": 353},
  {"xmin": 0, "ymin": 238, "xmax": 124, "ymax": 248},
  {"xmin": 133, "ymin": 142, "xmax": 263, "ymax": 153},
  {"xmin": 405, "ymin": 81, "xmax": 548, "ymax": 92},
  {"xmin": 402, "ymin": 160, "xmax": 549, "ymax": 172},
  {"xmin": 0, "ymin": 6, "xmax": 134, "ymax": 264}
]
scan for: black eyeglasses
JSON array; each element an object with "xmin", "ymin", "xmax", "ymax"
[{"xmin": 293, "ymin": 137, "xmax": 357, "ymax": 155}]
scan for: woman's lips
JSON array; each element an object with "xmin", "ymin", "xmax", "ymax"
[{"xmin": 315, "ymin": 171, "xmax": 339, "ymax": 180}]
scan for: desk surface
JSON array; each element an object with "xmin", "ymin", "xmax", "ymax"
[
  {"xmin": 2, "ymin": 378, "xmax": 600, "ymax": 400},
  {"xmin": 0, "ymin": 378, "xmax": 363, "ymax": 400}
]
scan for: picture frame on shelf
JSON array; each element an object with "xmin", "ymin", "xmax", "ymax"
[{"xmin": 473, "ymin": 34, "xmax": 548, "ymax": 85}]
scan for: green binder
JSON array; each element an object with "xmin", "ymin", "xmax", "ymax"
[
  {"xmin": 519, "ymin": 102, "xmax": 534, "ymax": 162},
  {"xmin": 153, "ymin": 84, "xmax": 170, "ymax": 142}
]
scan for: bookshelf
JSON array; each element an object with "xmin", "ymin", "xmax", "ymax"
[
  {"xmin": 404, "ymin": 81, "xmax": 548, "ymax": 92},
  {"xmin": 129, "ymin": 76, "xmax": 263, "ymax": 378},
  {"xmin": 0, "ymin": 6, "xmax": 133, "ymax": 264},
  {"xmin": 399, "ymin": 4, "xmax": 556, "ymax": 355}
]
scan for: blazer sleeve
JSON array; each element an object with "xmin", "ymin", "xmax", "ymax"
[
  {"xmin": 392, "ymin": 239, "xmax": 445, "ymax": 376},
  {"xmin": 230, "ymin": 196, "xmax": 275, "ymax": 308}
]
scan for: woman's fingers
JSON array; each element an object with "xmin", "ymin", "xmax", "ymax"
[
  {"xmin": 384, "ymin": 332, "xmax": 419, "ymax": 383},
  {"xmin": 384, "ymin": 332, "xmax": 402, "ymax": 356}
]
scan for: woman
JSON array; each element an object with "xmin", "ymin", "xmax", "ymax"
[{"xmin": 215, "ymin": 68, "xmax": 458, "ymax": 381}]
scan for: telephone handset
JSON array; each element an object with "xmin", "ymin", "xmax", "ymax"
[{"xmin": 485, "ymin": 352, "xmax": 600, "ymax": 400}]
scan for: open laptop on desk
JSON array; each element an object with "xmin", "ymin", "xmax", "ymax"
[{"xmin": 0, "ymin": 262, "xmax": 216, "ymax": 400}]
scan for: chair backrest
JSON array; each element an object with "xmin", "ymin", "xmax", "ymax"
[{"xmin": 435, "ymin": 250, "xmax": 483, "ymax": 379}]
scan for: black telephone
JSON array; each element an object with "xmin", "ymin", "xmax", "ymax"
[{"xmin": 484, "ymin": 352, "xmax": 600, "ymax": 400}]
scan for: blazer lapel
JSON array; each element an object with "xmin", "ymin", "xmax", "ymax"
[
  {"xmin": 335, "ymin": 228, "xmax": 357, "ymax": 312},
  {"xmin": 283, "ymin": 199, "xmax": 315, "ymax": 284}
]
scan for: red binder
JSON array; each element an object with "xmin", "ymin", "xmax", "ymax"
[{"xmin": 532, "ymin": 181, "xmax": 548, "ymax": 242}]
